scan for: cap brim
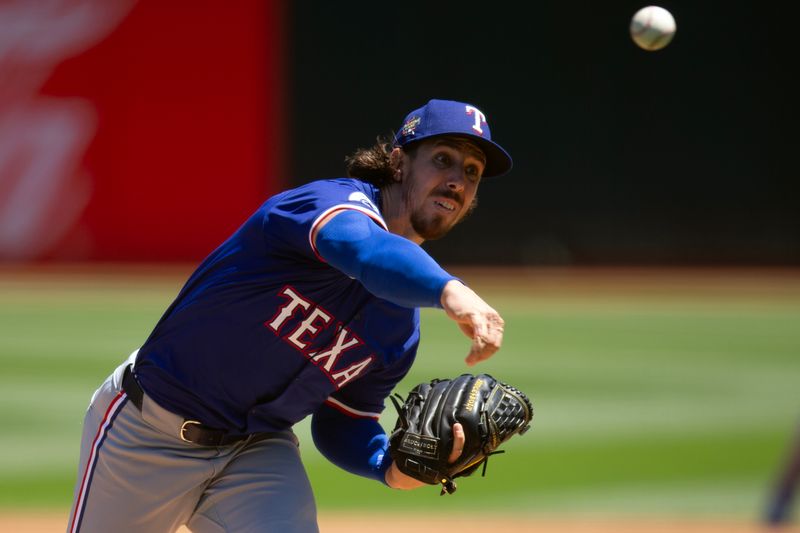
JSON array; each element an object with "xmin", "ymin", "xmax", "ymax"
[{"xmin": 470, "ymin": 137, "xmax": 513, "ymax": 178}]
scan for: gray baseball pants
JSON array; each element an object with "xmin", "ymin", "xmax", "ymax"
[{"xmin": 67, "ymin": 353, "xmax": 319, "ymax": 533}]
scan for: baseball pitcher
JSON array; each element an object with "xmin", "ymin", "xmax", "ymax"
[{"xmin": 67, "ymin": 99, "xmax": 529, "ymax": 533}]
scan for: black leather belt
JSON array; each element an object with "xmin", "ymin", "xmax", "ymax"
[{"xmin": 122, "ymin": 365, "xmax": 297, "ymax": 447}]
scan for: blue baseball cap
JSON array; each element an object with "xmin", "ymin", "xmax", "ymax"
[{"xmin": 394, "ymin": 99, "xmax": 513, "ymax": 178}]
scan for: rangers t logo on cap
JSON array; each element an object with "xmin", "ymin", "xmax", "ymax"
[
  {"xmin": 465, "ymin": 105, "xmax": 486, "ymax": 135},
  {"xmin": 394, "ymin": 99, "xmax": 513, "ymax": 178}
]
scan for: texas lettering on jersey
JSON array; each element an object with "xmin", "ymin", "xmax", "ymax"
[{"xmin": 266, "ymin": 285, "xmax": 374, "ymax": 388}]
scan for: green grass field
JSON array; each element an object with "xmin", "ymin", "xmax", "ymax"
[{"xmin": 1, "ymin": 266, "xmax": 798, "ymax": 521}]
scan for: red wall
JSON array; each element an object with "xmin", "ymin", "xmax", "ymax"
[{"xmin": 0, "ymin": 0, "xmax": 284, "ymax": 261}]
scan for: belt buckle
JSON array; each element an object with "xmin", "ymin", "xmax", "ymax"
[{"xmin": 180, "ymin": 420, "xmax": 203, "ymax": 443}]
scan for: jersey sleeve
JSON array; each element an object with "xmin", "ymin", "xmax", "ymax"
[
  {"xmin": 262, "ymin": 179, "xmax": 386, "ymax": 261},
  {"xmin": 311, "ymin": 403, "xmax": 392, "ymax": 483}
]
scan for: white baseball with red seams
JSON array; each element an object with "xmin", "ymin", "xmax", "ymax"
[{"xmin": 630, "ymin": 6, "xmax": 676, "ymax": 51}]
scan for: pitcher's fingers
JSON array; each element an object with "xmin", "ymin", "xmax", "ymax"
[
  {"xmin": 466, "ymin": 335, "xmax": 486, "ymax": 366},
  {"xmin": 457, "ymin": 322, "xmax": 474, "ymax": 340},
  {"xmin": 466, "ymin": 340, "xmax": 498, "ymax": 366},
  {"xmin": 449, "ymin": 423, "xmax": 465, "ymax": 463},
  {"xmin": 466, "ymin": 320, "xmax": 503, "ymax": 365}
]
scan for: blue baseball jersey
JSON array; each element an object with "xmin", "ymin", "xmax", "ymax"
[{"xmin": 134, "ymin": 178, "xmax": 420, "ymax": 434}]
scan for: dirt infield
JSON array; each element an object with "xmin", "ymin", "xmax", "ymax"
[{"xmin": 5, "ymin": 512, "xmax": 799, "ymax": 533}]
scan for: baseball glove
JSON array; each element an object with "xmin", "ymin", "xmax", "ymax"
[{"xmin": 388, "ymin": 373, "xmax": 533, "ymax": 495}]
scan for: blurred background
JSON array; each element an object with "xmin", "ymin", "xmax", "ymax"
[
  {"xmin": 1, "ymin": 0, "xmax": 798, "ymax": 530},
  {"xmin": 0, "ymin": 0, "xmax": 796, "ymax": 265}
]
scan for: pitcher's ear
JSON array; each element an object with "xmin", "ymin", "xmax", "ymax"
[{"xmin": 389, "ymin": 147, "xmax": 404, "ymax": 182}]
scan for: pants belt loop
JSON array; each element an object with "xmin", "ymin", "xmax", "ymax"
[{"xmin": 122, "ymin": 364, "xmax": 144, "ymax": 411}]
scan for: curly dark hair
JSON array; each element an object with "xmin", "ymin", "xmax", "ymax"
[{"xmin": 345, "ymin": 133, "xmax": 420, "ymax": 188}]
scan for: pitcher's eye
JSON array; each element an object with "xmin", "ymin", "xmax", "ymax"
[
  {"xmin": 434, "ymin": 153, "xmax": 451, "ymax": 167},
  {"xmin": 465, "ymin": 165, "xmax": 481, "ymax": 182}
]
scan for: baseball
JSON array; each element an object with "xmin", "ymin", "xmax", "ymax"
[{"xmin": 630, "ymin": 6, "xmax": 676, "ymax": 51}]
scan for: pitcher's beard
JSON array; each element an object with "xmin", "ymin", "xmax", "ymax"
[
  {"xmin": 400, "ymin": 168, "xmax": 468, "ymax": 241},
  {"xmin": 410, "ymin": 210, "xmax": 452, "ymax": 241}
]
